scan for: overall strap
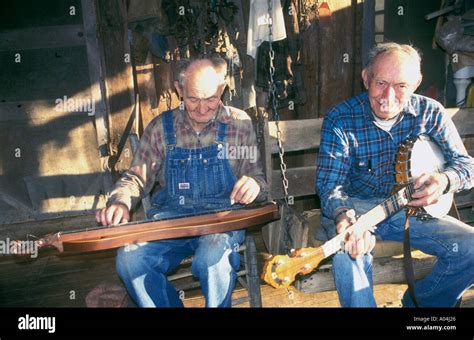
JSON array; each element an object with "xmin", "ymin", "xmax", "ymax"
[
  {"xmin": 162, "ymin": 110, "xmax": 176, "ymax": 147},
  {"xmin": 215, "ymin": 106, "xmax": 230, "ymax": 143},
  {"xmin": 216, "ymin": 121, "xmax": 228, "ymax": 143}
]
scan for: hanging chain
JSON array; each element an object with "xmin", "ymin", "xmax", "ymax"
[
  {"xmin": 268, "ymin": 0, "xmax": 290, "ymax": 206},
  {"xmin": 165, "ymin": 90, "xmax": 172, "ymax": 111},
  {"xmin": 315, "ymin": 0, "xmax": 320, "ymax": 22}
]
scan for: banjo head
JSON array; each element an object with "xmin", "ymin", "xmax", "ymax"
[
  {"xmin": 409, "ymin": 135, "xmax": 446, "ymax": 178},
  {"xmin": 397, "ymin": 135, "xmax": 453, "ymax": 218}
]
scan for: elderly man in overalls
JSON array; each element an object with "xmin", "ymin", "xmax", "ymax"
[{"xmin": 96, "ymin": 58, "xmax": 268, "ymax": 307}]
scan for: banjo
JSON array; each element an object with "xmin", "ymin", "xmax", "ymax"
[{"xmin": 263, "ymin": 134, "xmax": 453, "ymax": 289}]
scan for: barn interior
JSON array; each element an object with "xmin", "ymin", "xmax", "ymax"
[{"xmin": 0, "ymin": 0, "xmax": 473, "ymax": 312}]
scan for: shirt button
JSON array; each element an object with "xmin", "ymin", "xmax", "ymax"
[{"xmin": 203, "ymin": 159, "xmax": 208, "ymax": 164}]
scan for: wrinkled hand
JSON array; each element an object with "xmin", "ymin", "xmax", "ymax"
[
  {"xmin": 95, "ymin": 203, "xmax": 130, "ymax": 226},
  {"xmin": 336, "ymin": 209, "xmax": 376, "ymax": 259},
  {"xmin": 408, "ymin": 172, "xmax": 449, "ymax": 207},
  {"xmin": 230, "ymin": 176, "xmax": 260, "ymax": 205}
]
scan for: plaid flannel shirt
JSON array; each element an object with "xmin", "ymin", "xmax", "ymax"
[
  {"xmin": 316, "ymin": 92, "xmax": 473, "ymax": 220},
  {"xmin": 108, "ymin": 105, "xmax": 268, "ymax": 210}
]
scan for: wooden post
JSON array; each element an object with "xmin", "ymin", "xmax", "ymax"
[
  {"xmin": 81, "ymin": 0, "xmax": 114, "ymax": 191},
  {"xmin": 135, "ymin": 52, "xmax": 158, "ymax": 125},
  {"xmin": 244, "ymin": 235, "xmax": 263, "ymax": 307},
  {"xmin": 96, "ymin": 0, "xmax": 135, "ymax": 172}
]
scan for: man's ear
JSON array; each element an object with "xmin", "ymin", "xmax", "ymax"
[
  {"xmin": 413, "ymin": 75, "xmax": 423, "ymax": 92},
  {"xmin": 361, "ymin": 69, "xmax": 370, "ymax": 90},
  {"xmin": 174, "ymin": 81, "xmax": 183, "ymax": 98},
  {"xmin": 218, "ymin": 83, "xmax": 227, "ymax": 98}
]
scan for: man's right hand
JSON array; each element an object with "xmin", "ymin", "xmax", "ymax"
[
  {"xmin": 336, "ymin": 209, "xmax": 375, "ymax": 259},
  {"xmin": 95, "ymin": 203, "xmax": 130, "ymax": 226}
]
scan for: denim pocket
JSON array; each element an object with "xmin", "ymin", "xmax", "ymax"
[
  {"xmin": 167, "ymin": 159, "xmax": 190, "ymax": 198},
  {"xmin": 203, "ymin": 159, "xmax": 226, "ymax": 197}
]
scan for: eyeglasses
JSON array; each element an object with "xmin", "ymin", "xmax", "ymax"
[{"xmin": 372, "ymin": 79, "xmax": 415, "ymax": 94}]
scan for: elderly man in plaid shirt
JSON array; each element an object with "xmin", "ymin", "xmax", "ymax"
[
  {"xmin": 96, "ymin": 58, "xmax": 267, "ymax": 307},
  {"xmin": 316, "ymin": 43, "xmax": 473, "ymax": 307}
]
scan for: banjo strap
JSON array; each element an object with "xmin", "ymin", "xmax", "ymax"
[{"xmin": 403, "ymin": 208, "xmax": 420, "ymax": 308}]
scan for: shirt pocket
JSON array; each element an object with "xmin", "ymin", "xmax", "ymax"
[{"xmin": 351, "ymin": 157, "xmax": 377, "ymax": 184}]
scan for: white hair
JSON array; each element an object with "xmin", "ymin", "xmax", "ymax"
[{"xmin": 365, "ymin": 42, "xmax": 422, "ymax": 78}]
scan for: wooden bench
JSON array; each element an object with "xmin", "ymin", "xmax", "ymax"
[{"xmin": 261, "ymin": 107, "xmax": 474, "ymax": 293}]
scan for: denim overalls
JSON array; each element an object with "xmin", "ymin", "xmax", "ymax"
[
  {"xmin": 116, "ymin": 110, "xmax": 245, "ymax": 307},
  {"xmin": 147, "ymin": 109, "xmax": 241, "ymax": 218}
]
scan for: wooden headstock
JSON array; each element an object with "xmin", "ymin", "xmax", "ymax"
[{"xmin": 262, "ymin": 247, "xmax": 325, "ymax": 289}]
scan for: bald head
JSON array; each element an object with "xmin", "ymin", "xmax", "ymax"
[
  {"xmin": 176, "ymin": 58, "xmax": 227, "ymax": 90},
  {"xmin": 184, "ymin": 60, "xmax": 225, "ymax": 99}
]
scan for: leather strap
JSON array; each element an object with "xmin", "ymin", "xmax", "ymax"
[
  {"xmin": 403, "ymin": 209, "xmax": 419, "ymax": 307},
  {"xmin": 109, "ymin": 102, "xmax": 138, "ymax": 173}
]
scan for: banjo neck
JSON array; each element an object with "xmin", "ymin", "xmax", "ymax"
[{"xmin": 321, "ymin": 184, "xmax": 414, "ymax": 258}]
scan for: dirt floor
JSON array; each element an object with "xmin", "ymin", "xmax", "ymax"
[{"xmin": 182, "ymin": 283, "xmax": 474, "ymax": 308}]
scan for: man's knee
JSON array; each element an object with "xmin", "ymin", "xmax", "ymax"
[
  {"xmin": 436, "ymin": 221, "xmax": 474, "ymax": 266},
  {"xmin": 332, "ymin": 252, "xmax": 373, "ymax": 275},
  {"xmin": 116, "ymin": 245, "xmax": 145, "ymax": 278},
  {"xmin": 193, "ymin": 231, "xmax": 244, "ymax": 273},
  {"xmin": 456, "ymin": 233, "xmax": 474, "ymax": 266},
  {"xmin": 116, "ymin": 242, "xmax": 168, "ymax": 279},
  {"xmin": 332, "ymin": 252, "xmax": 353, "ymax": 274}
]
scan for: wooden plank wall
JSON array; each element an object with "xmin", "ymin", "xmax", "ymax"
[
  {"xmin": 269, "ymin": 1, "xmax": 364, "ymax": 213},
  {"xmin": 2, "ymin": 0, "xmax": 370, "ymax": 226},
  {"xmin": 0, "ymin": 0, "xmax": 109, "ymax": 225},
  {"xmin": 299, "ymin": 0, "xmax": 364, "ymax": 119},
  {"xmin": 133, "ymin": 0, "xmax": 364, "ymax": 123}
]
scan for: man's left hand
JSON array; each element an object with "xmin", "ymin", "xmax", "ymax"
[
  {"xmin": 230, "ymin": 176, "xmax": 260, "ymax": 205},
  {"xmin": 408, "ymin": 172, "xmax": 449, "ymax": 207}
]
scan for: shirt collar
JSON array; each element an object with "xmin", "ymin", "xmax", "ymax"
[{"xmin": 403, "ymin": 95, "xmax": 420, "ymax": 117}]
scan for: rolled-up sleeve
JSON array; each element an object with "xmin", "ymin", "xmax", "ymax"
[
  {"xmin": 235, "ymin": 119, "xmax": 269, "ymax": 202},
  {"xmin": 107, "ymin": 117, "xmax": 165, "ymax": 210}
]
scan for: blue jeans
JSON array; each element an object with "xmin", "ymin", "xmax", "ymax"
[
  {"xmin": 321, "ymin": 197, "xmax": 474, "ymax": 307},
  {"xmin": 116, "ymin": 230, "xmax": 245, "ymax": 307}
]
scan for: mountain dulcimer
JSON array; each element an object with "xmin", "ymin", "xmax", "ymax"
[{"xmin": 15, "ymin": 202, "xmax": 279, "ymax": 254}]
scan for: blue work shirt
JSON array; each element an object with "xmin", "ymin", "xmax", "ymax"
[{"xmin": 315, "ymin": 92, "xmax": 473, "ymax": 220}]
